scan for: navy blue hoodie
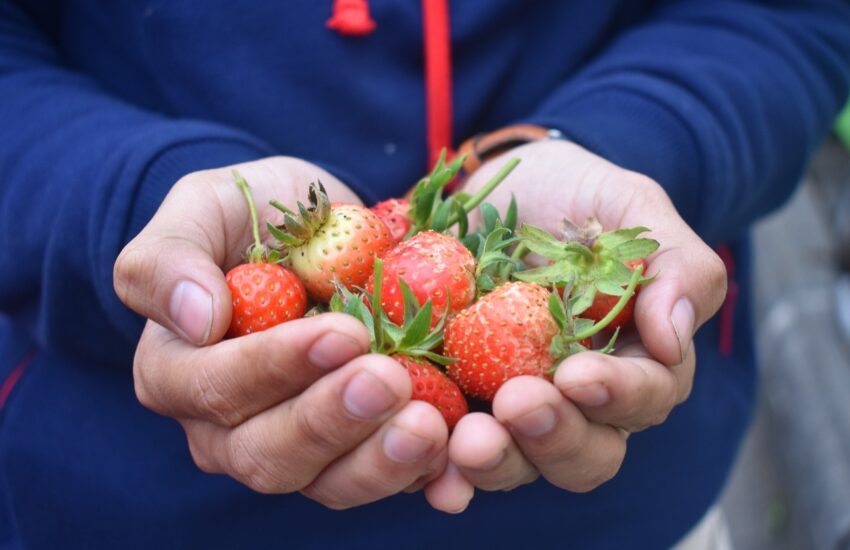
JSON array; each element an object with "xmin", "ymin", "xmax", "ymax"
[{"xmin": 1, "ymin": 1, "xmax": 849, "ymax": 548}]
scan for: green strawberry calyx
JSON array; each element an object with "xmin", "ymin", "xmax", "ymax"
[
  {"xmin": 545, "ymin": 263, "xmax": 644, "ymax": 374},
  {"xmin": 265, "ymin": 181, "xmax": 332, "ymax": 249},
  {"xmin": 330, "ymin": 258, "xmax": 454, "ymax": 365},
  {"xmin": 232, "ymin": 170, "xmax": 282, "ymax": 264},
  {"xmin": 513, "ymin": 218, "xmax": 658, "ymax": 316},
  {"xmin": 461, "ymin": 196, "xmax": 525, "ymax": 297},
  {"xmin": 407, "ymin": 148, "xmax": 521, "ymax": 238}
]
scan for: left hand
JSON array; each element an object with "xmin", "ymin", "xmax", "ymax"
[{"xmin": 422, "ymin": 139, "xmax": 727, "ymax": 512}]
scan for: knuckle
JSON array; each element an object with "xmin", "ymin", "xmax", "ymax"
[
  {"xmin": 132, "ymin": 351, "xmax": 160, "ymax": 413},
  {"xmin": 293, "ymin": 403, "xmax": 349, "ymax": 453},
  {"xmin": 113, "ymin": 243, "xmax": 148, "ymax": 306},
  {"xmin": 190, "ymin": 367, "xmax": 241, "ymax": 427},
  {"xmin": 186, "ymin": 437, "xmax": 218, "ymax": 474},
  {"xmin": 227, "ymin": 428, "xmax": 292, "ymax": 494},
  {"xmin": 300, "ymin": 484, "xmax": 352, "ymax": 511}
]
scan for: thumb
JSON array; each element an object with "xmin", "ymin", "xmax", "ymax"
[
  {"xmin": 114, "ymin": 231, "xmax": 232, "ymax": 346},
  {"xmin": 114, "ymin": 174, "xmax": 235, "ymax": 346},
  {"xmin": 634, "ymin": 218, "xmax": 727, "ymax": 367}
]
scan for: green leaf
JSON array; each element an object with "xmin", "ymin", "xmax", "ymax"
[
  {"xmin": 481, "ymin": 203, "xmax": 500, "ymax": 234},
  {"xmin": 461, "ymin": 233, "xmax": 483, "ymax": 256},
  {"xmin": 548, "ymin": 291, "xmax": 567, "ymax": 330},
  {"xmin": 452, "ymin": 200, "xmax": 469, "ymax": 238},
  {"xmin": 603, "ymin": 261, "xmax": 634, "ymax": 286},
  {"xmin": 518, "ymin": 224, "xmax": 568, "ymax": 257},
  {"xmin": 329, "ymin": 293, "xmax": 345, "ymax": 313},
  {"xmin": 415, "ymin": 351, "xmax": 456, "ymax": 366},
  {"xmin": 595, "ymin": 279, "xmax": 627, "ymax": 297},
  {"xmin": 400, "ymin": 300, "xmax": 433, "ymax": 349},
  {"xmin": 504, "ymin": 195, "xmax": 518, "ymax": 232},
  {"xmin": 399, "ymin": 279, "xmax": 419, "ymax": 326},
  {"xmin": 266, "ymin": 223, "xmax": 300, "ymax": 247},
  {"xmin": 599, "ymin": 327, "xmax": 620, "ymax": 354},
  {"xmin": 574, "ymin": 317, "xmax": 595, "ymax": 335},
  {"xmin": 431, "ymin": 201, "xmax": 452, "ymax": 232},
  {"xmin": 477, "ymin": 273, "xmax": 496, "ymax": 292},
  {"xmin": 512, "ymin": 261, "xmax": 579, "ymax": 284},
  {"xmin": 612, "ymin": 238, "xmax": 659, "ymax": 261},
  {"xmin": 570, "ymin": 284, "xmax": 597, "ymax": 316},
  {"xmin": 595, "ymin": 226, "xmax": 651, "ymax": 249}
]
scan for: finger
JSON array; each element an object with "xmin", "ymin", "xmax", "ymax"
[
  {"xmin": 187, "ymin": 354, "xmax": 412, "ymax": 494},
  {"xmin": 617, "ymin": 181, "xmax": 727, "ymax": 367},
  {"xmin": 114, "ymin": 168, "xmax": 242, "ymax": 345},
  {"xmin": 554, "ymin": 346, "xmax": 696, "ymax": 432},
  {"xmin": 423, "ymin": 462, "xmax": 475, "ymax": 514},
  {"xmin": 449, "ymin": 413, "xmax": 538, "ymax": 492},
  {"xmin": 114, "ymin": 157, "xmax": 361, "ymax": 345},
  {"xmin": 133, "ymin": 313, "xmax": 369, "ymax": 426},
  {"xmin": 492, "ymin": 376, "xmax": 627, "ymax": 493},
  {"xmin": 300, "ymin": 401, "xmax": 448, "ymax": 510}
]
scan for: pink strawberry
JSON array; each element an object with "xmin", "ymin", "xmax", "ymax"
[
  {"xmin": 445, "ymin": 282, "xmax": 559, "ymax": 401},
  {"xmin": 367, "ymin": 231, "xmax": 475, "ymax": 328},
  {"xmin": 268, "ymin": 182, "xmax": 395, "ymax": 302},
  {"xmin": 371, "ymin": 198, "xmax": 411, "ymax": 243}
]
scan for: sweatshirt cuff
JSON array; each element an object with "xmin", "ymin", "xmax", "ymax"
[
  {"xmin": 128, "ymin": 139, "xmax": 274, "ymax": 240},
  {"xmin": 526, "ymin": 88, "xmax": 705, "ymax": 228}
]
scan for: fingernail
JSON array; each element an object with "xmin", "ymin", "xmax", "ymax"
[
  {"xmin": 343, "ymin": 370, "xmax": 398, "ymax": 419},
  {"xmin": 170, "ymin": 280, "xmax": 213, "ymax": 345},
  {"xmin": 383, "ymin": 427, "xmax": 434, "ymax": 463},
  {"xmin": 671, "ymin": 298, "xmax": 695, "ymax": 362},
  {"xmin": 308, "ymin": 332, "xmax": 366, "ymax": 370},
  {"xmin": 510, "ymin": 405, "xmax": 557, "ymax": 437},
  {"xmin": 563, "ymin": 383, "xmax": 610, "ymax": 408}
]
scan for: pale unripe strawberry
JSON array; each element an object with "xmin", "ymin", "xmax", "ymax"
[{"xmin": 269, "ymin": 183, "xmax": 394, "ymax": 302}]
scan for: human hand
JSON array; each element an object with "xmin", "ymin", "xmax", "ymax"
[
  {"xmin": 423, "ymin": 139, "xmax": 727, "ymax": 509},
  {"xmin": 114, "ymin": 157, "xmax": 450, "ymax": 509}
]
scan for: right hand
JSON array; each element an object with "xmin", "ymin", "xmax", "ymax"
[{"xmin": 114, "ymin": 157, "xmax": 451, "ymax": 510}]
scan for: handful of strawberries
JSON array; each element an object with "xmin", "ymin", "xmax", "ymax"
[{"xmin": 225, "ymin": 152, "xmax": 658, "ymax": 429}]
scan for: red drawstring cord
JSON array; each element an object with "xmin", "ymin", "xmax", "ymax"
[
  {"xmin": 0, "ymin": 349, "xmax": 35, "ymax": 412},
  {"xmin": 326, "ymin": 0, "xmax": 376, "ymax": 37},
  {"xmin": 716, "ymin": 244, "xmax": 738, "ymax": 357},
  {"xmin": 328, "ymin": 0, "xmax": 454, "ymax": 171},
  {"xmin": 421, "ymin": 0, "xmax": 454, "ymax": 168}
]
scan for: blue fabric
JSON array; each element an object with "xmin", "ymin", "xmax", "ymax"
[{"xmin": 0, "ymin": 1, "xmax": 847, "ymax": 548}]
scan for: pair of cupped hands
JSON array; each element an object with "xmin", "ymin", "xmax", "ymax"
[{"xmin": 114, "ymin": 140, "xmax": 726, "ymax": 513}]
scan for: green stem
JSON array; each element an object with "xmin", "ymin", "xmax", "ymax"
[
  {"xmin": 445, "ymin": 157, "xmax": 521, "ymax": 228},
  {"xmin": 370, "ymin": 258, "xmax": 385, "ymax": 353},
  {"xmin": 567, "ymin": 263, "xmax": 644, "ymax": 342},
  {"xmin": 233, "ymin": 170, "xmax": 265, "ymax": 262}
]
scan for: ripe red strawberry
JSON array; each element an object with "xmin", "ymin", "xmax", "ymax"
[
  {"xmin": 371, "ymin": 198, "xmax": 411, "ymax": 243},
  {"xmin": 368, "ymin": 231, "xmax": 475, "ymax": 328},
  {"xmin": 226, "ymin": 172, "xmax": 308, "ymax": 337},
  {"xmin": 582, "ymin": 259, "xmax": 647, "ymax": 330},
  {"xmin": 227, "ymin": 263, "xmax": 307, "ymax": 337},
  {"xmin": 331, "ymin": 258, "xmax": 468, "ymax": 429},
  {"xmin": 394, "ymin": 355, "xmax": 467, "ymax": 429},
  {"xmin": 445, "ymin": 282, "xmax": 559, "ymax": 401},
  {"xmin": 268, "ymin": 182, "xmax": 394, "ymax": 302}
]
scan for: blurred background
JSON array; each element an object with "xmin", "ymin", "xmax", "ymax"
[{"xmin": 719, "ymin": 107, "xmax": 850, "ymax": 550}]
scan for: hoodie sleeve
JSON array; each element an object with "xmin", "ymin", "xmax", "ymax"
[
  {"xmin": 525, "ymin": 0, "xmax": 850, "ymax": 244},
  {"xmin": 0, "ymin": 4, "xmax": 275, "ymax": 362}
]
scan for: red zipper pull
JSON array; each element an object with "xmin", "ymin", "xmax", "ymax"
[{"xmin": 327, "ymin": 0, "xmax": 376, "ymax": 37}]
